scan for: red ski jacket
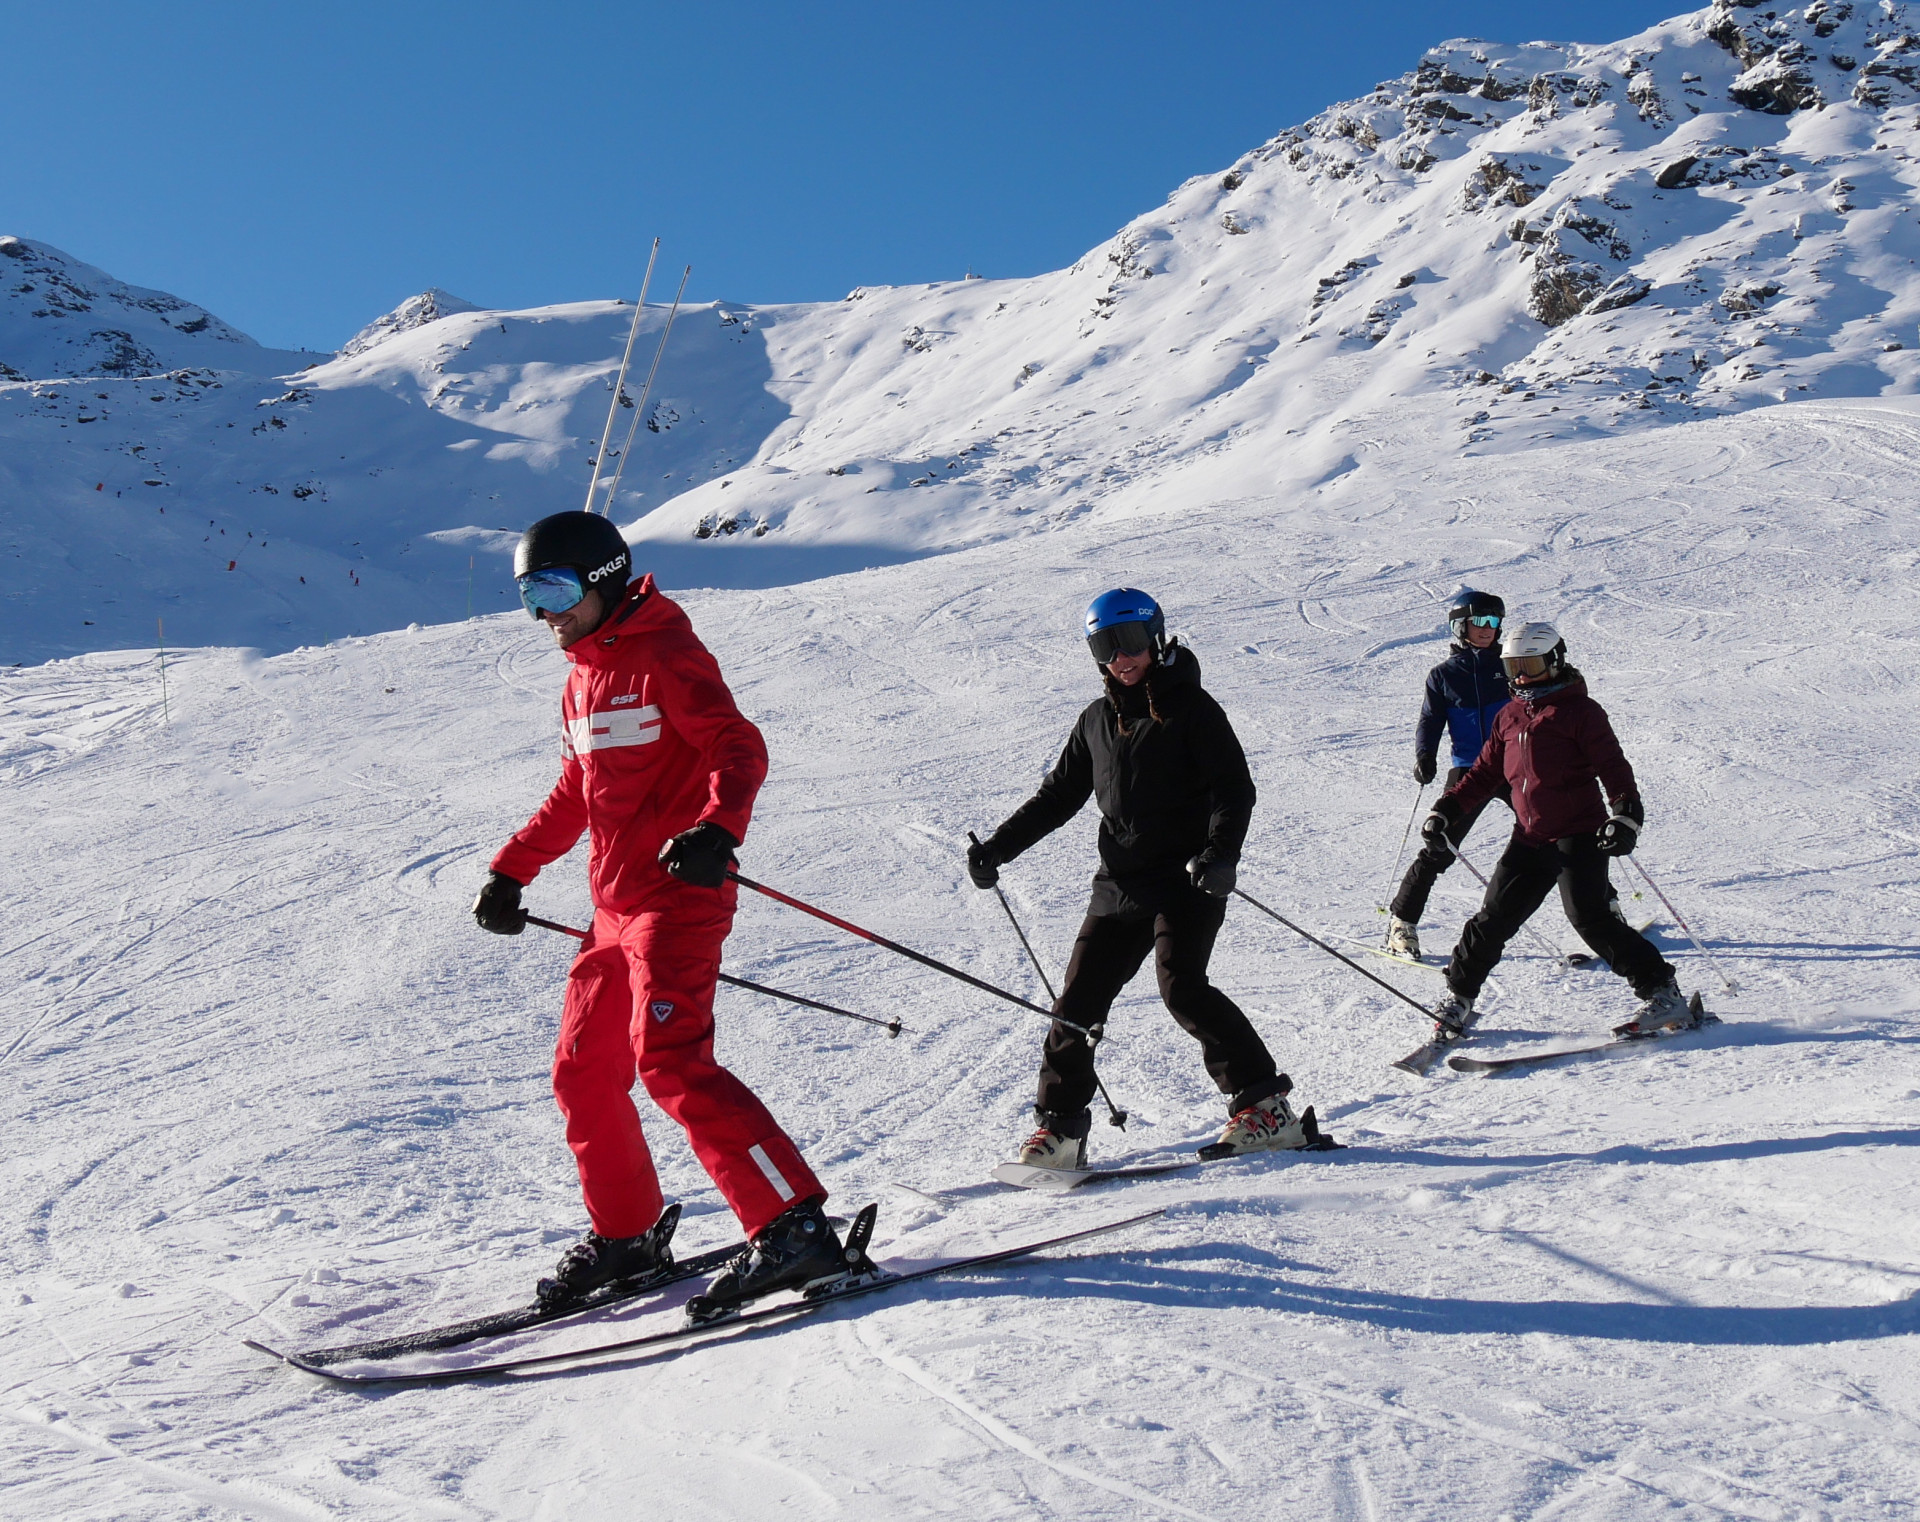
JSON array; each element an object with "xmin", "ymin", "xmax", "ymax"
[
  {"xmin": 1445, "ymin": 673, "xmax": 1638, "ymax": 848},
  {"xmin": 492, "ymin": 576, "xmax": 768, "ymax": 914}
]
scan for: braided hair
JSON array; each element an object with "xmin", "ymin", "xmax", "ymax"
[{"xmin": 1103, "ymin": 644, "xmax": 1173, "ymax": 734}]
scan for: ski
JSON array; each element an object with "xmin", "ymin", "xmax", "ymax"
[
  {"xmin": 1392, "ymin": 1022, "xmax": 1478, "ymax": 1076},
  {"xmin": 282, "ymin": 1205, "xmax": 746, "ymax": 1367},
  {"xmin": 246, "ymin": 1208, "xmax": 1162, "ymax": 1386},
  {"xmin": 993, "ymin": 1108, "xmax": 1343, "ymax": 1192},
  {"xmin": 1447, "ymin": 996, "xmax": 1718, "ymax": 1073},
  {"xmin": 1326, "ymin": 931, "xmax": 1445, "ymax": 976}
]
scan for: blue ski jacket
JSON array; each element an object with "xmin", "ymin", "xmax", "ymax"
[{"xmin": 1414, "ymin": 642, "xmax": 1511, "ymax": 771}]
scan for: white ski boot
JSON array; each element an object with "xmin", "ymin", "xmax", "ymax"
[
  {"xmin": 1431, "ymin": 990, "xmax": 1476, "ymax": 1038},
  {"xmin": 1386, "ymin": 917, "xmax": 1421, "ymax": 960},
  {"xmin": 1205, "ymin": 1092, "xmax": 1324, "ymax": 1157},
  {"xmin": 1015, "ymin": 1110, "xmax": 1089, "ymax": 1171},
  {"xmin": 1617, "ymin": 978, "xmax": 1698, "ymax": 1035}
]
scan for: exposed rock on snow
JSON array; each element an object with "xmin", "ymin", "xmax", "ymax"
[
  {"xmin": 10, "ymin": 4, "xmax": 1920, "ymax": 661},
  {"xmin": 338, "ymin": 287, "xmax": 481, "ymax": 359}
]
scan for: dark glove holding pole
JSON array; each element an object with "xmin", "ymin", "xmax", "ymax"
[
  {"xmin": 1420, "ymin": 797, "xmax": 1460, "ymax": 850},
  {"xmin": 966, "ymin": 831, "xmax": 1004, "ymax": 890},
  {"xmin": 1596, "ymin": 794, "xmax": 1643, "ymax": 857},
  {"xmin": 1187, "ymin": 850, "xmax": 1237, "ymax": 899},
  {"xmin": 659, "ymin": 821, "xmax": 739, "ymax": 888},
  {"xmin": 472, "ymin": 870, "xmax": 528, "ymax": 935},
  {"xmin": 1413, "ymin": 754, "xmax": 1437, "ymax": 786}
]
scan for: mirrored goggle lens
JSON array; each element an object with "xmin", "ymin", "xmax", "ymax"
[
  {"xmin": 518, "ymin": 567, "xmax": 586, "ymax": 616},
  {"xmin": 1468, "ymin": 614, "xmax": 1502, "ymax": 629},
  {"xmin": 1502, "ymin": 653, "xmax": 1550, "ymax": 678},
  {"xmin": 1087, "ymin": 622, "xmax": 1154, "ymax": 664}
]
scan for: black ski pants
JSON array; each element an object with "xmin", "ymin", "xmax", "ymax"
[
  {"xmin": 1036, "ymin": 889, "xmax": 1283, "ymax": 1121},
  {"xmin": 1446, "ymin": 831, "xmax": 1674, "ymax": 1000},
  {"xmin": 1391, "ymin": 766, "xmax": 1509, "ymax": 923}
]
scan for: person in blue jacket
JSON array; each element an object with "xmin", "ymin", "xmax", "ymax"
[{"xmin": 1386, "ymin": 590, "xmax": 1511, "ymax": 959}]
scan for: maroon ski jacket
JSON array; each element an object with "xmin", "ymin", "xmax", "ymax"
[{"xmin": 1444, "ymin": 673, "xmax": 1638, "ymax": 848}]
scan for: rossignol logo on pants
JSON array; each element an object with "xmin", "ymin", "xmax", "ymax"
[{"xmin": 650, "ymin": 1000, "xmax": 674, "ymax": 1023}]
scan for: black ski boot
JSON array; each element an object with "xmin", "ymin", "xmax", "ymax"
[
  {"xmin": 685, "ymin": 1198, "xmax": 860, "ymax": 1324},
  {"xmin": 536, "ymin": 1203, "xmax": 680, "ymax": 1309}
]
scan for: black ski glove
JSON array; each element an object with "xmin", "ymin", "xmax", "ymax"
[
  {"xmin": 1413, "ymin": 754, "xmax": 1437, "ymax": 786},
  {"xmin": 966, "ymin": 835, "xmax": 1004, "ymax": 890},
  {"xmin": 473, "ymin": 871, "xmax": 527, "ymax": 935},
  {"xmin": 1420, "ymin": 798, "xmax": 1460, "ymax": 849},
  {"xmin": 659, "ymin": 821, "xmax": 739, "ymax": 888},
  {"xmin": 1187, "ymin": 851, "xmax": 1237, "ymax": 899},
  {"xmin": 1597, "ymin": 794, "xmax": 1643, "ymax": 857}
]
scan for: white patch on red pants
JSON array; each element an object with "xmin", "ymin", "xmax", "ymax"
[{"xmin": 748, "ymin": 1143, "xmax": 797, "ymax": 1202}]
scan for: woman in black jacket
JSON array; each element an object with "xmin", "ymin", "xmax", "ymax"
[{"xmin": 968, "ymin": 589, "xmax": 1321, "ymax": 1171}]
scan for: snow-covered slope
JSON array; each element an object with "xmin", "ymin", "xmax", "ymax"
[
  {"xmin": 12, "ymin": 1, "xmax": 1920, "ymax": 665},
  {"xmin": 3, "ymin": 391, "xmax": 1917, "ymax": 1519},
  {"xmin": 0, "ymin": 236, "xmax": 311, "ymax": 382}
]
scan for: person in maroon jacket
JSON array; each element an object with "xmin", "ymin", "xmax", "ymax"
[
  {"xmin": 1420, "ymin": 621, "xmax": 1694, "ymax": 1036},
  {"xmin": 472, "ymin": 512, "xmax": 843, "ymax": 1314}
]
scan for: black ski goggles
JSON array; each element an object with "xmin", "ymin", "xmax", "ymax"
[
  {"xmin": 1087, "ymin": 621, "xmax": 1155, "ymax": 665},
  {"xmin": 518, "ymin": 567, "xmax": 586, "ymax": 618}
]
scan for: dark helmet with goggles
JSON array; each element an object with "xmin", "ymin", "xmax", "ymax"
[
  {"xmin": 1084, "ymin": 587, "xmax": 1166, "ymax": 665},
  {"xmin": 514, "ymin": 511, "xmax": 632, "ymax": 619},
  {"xmin": 1448, "ymin": 588, "xmax": 1505, "ymax": 641}
]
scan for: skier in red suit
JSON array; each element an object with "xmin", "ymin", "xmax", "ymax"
[{"xmin": 473, "ymin": 512, "xmax": 844, "ymax": 1313}]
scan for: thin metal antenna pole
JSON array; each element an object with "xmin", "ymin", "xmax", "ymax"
[
  {"xmin": 581, "ymin": 238, "xmax": 660, "ymax": 515},
  {"xmin": 602, "ymin": 263, "xmax": 691, "ymax": 515}
]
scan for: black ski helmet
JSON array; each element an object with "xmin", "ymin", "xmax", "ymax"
[
  {"xmin": 1447, "ymin": 588, "xmax": 1505, "ymax": 642},
  {"xmin": 513, "ymin": 511, "xmax": 632, "ymax": 618}
]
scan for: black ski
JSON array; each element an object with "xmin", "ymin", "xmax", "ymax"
[
  {"xmin": 1447, "ymin": 996, "xmax": 1718, "ymax": 1074},
  {"xmin": 282, "ymin": 1205, "xmax": 745, "ymax": 1367},
  {"xmin": 1392, "ymin": 1022, "xmax": 1477, "ymax": 1076},
  {"xmin": 246, "ymin": 1208, "xmax": 1162, "ymax": 1386}
]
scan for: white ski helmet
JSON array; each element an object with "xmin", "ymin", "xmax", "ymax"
[{"xmin": 1499, "ymin": 620, "xmax": 1568, "ymax": 684}]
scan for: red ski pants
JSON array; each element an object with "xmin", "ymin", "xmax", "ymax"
[{"xmin": 553, "ymin": 892, "xmax": 823, "ymax": 1240}]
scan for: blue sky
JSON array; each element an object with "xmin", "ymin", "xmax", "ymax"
[{"xmin": 2, "ymin": 1, "xmax": 1688, "ymax": 350}]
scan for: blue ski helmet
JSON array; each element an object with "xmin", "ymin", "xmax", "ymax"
[{"xmin": 1084, "ymin": 588, "xmax": 1165, "ymax": 665}]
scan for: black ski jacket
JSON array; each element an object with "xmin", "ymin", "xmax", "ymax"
[{"xmin": 984, "ymin": 644, "xmax": 1255, "ymax": 915}]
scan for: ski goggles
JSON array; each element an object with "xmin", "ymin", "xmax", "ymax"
[
  {"xmin": 1087, "ymin": 621, "xmax": 1155, "ymax": 665},
  {"xmin": 1502, "ymin": 653, "xmax": 1552, "ymax": 679},
  {"xmin": 517, "ymin": 567, "xmax": 586, "ymax": 618},
  {"xmin": 1465, "ymin": 614, "xmax": 1502, "ymax": 629}
]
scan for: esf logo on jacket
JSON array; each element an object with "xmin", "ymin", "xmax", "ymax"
[{"xmin": 565, "ymin": 704, "xmax": 663, "ymax": 753}]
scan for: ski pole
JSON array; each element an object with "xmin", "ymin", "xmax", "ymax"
[
  {"xmin": 1378, "ymin": 783, "xmax": 1426, "ymax": 914},
  {"xmin": 1231, "ymin": 887, "xmax": 1432, "ymax": 1023},
  {"xmin": 1448, "ymin": 844, "xmax": 1575, "ymax": 968},
  {"xmin": 726, "ymin": 871, "xmax": 1100, "ymax": 1040},
  {"xmin": 969, "ymin": 834, "xmax": 1128, "ymax": 1129},
  {"xmin": 1627, "ymin": 858, "xmax": 1740, "ymax": 992},
  {"xmin": 522, "ymin": 914, "xmax": 904, "ymax": 1036}
]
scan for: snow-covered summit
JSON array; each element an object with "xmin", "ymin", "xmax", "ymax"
[
  {"xmin": 338, "ymin": 287, "xmax": 480, "ymax": 359},
  {"xmin": 0, "ymin": 235, "xmax": 310, "ymax": 381},
  {"xmin": 9, "ymin": 2, "xmax": 1920, "ymax": 663}
]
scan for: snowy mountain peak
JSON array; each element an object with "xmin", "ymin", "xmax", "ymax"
[
  {"xmin": 0, "ymin": 235, "xmax": 288, "ymax": 381},
  {"xmin": 338, "ymin": 288, "xmax": 481, "ymax": 359}
]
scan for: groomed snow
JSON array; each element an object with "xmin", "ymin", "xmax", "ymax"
[{"xmin": 3, "ymin": 392, "xmax": 1917, "ymax": 1519}]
